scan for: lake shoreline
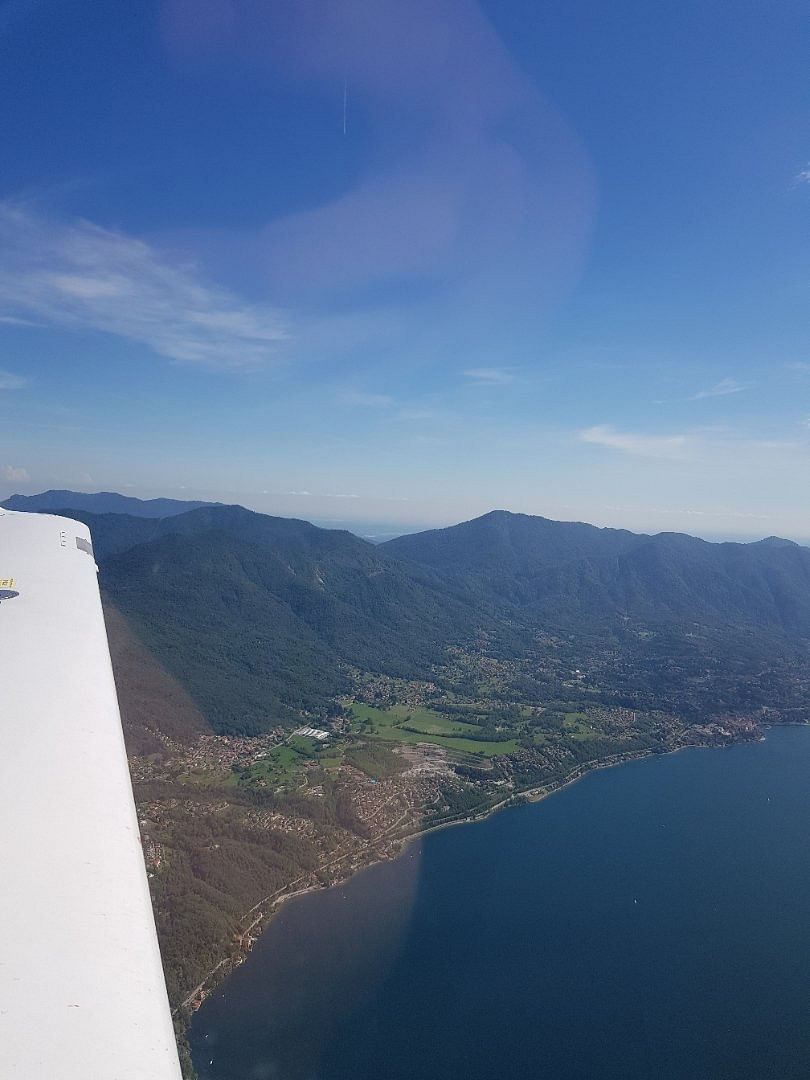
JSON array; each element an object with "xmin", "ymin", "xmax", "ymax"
[
  {"xmin": 178, "ymin": 723, "xmax": 798, "ymax": 1034},
  {"xmin": 188, "ymin": 723, "xmax": 810, "ymax": 1080}
]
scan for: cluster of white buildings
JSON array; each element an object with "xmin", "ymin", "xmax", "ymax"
[{"xmin": 293, "ymin": 725, "xmax": 330, "ymax": 742}]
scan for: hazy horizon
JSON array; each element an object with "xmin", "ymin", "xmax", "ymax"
[{"xmin": 4, "ymin": 483, "xmax": 809, "ymax": 548}]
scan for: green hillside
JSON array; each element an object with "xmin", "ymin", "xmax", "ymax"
[
  {"xmin": 384, "ymin": 510, "xmax": 810, "ymax": 636},
  {"xmin": 46, "ymin": 504, "xmax": 810, "ymax": 737}
]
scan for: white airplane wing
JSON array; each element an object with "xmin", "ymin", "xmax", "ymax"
[{"xmin": 0, "ymin": 509, "xmax": 182, "ymax": 1079}]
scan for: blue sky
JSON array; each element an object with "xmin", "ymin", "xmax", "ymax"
[{"xmin": 1, "ymin": 0, "xmax": 808, "ymax": 539}]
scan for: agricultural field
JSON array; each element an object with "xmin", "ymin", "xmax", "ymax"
[
  {"xmin": 179, "ymin": 742, "xmax": 323, "ymax": 792},
  {"xmin": 563, "ymin": 711, "xmax": 598, "ymax": 742},
  {"xmin": 242, "ymin": 744, "xmax": 309, "ymax": 785},
  {"xmin": 348, "ymin": 703, "xmax": 518, "ymax": 757}
]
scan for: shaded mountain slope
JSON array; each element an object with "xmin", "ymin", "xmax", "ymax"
[
  {"xmin": 32, "ymin": 502, "xmax": 810, "ymax": 734},
  {"xmin": 2, "ymin": 489, "xmax": 217, "ymax": 517},
  {"xmin": 83, "ymin": 507, "xmax": 488, "ymax": 734},
  {"xmin": 102, "ymin": 600, "xmax": 210, "ymax": 755},
  {"xmin": 384, "ymin": 509, "xmax": 645, "ymax": 571},
  {"xmin": 50, "ymin": 504, "xmax": 379, "ymax": 563},
  {"xmin": 45, "ymin": 509, "xmax": 166, "ymax": 561},
  {"xmin": 384, "ymin": 511, "xmax": 810, "ymax": 636}
]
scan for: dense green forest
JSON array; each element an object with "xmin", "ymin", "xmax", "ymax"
[{"xmin": 45, "ymin": 502, "xmax": 810, "ymax": 736}]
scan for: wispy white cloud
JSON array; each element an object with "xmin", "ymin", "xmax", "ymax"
[
  {"xmin": 793, "ymin": 164, "xmax": 810, "ymax": 186},
  {"xmin": 0, "ymin": 368, "xmax": 25, "ymax": 390},
  {"xmin": 160, "ymin": 0, "xmax": 596, "ymax": 321},
  {"xmin": 2, "ymin": 464, "xmax": 29, "ymax": 482},
  {"xmin": 0, "ymin": 202, "xmax": 288, "ymax": 370},
  {"xmin": 463, "ymin": 367, "xmax": 514, "ymax": 386},
  {"xmin": 691, "ymin": 377, "xmax": 750, "ymax": 400},
  {"xmin": 580, "ymin": 425, "xmax": 689, "ymax": 459}
]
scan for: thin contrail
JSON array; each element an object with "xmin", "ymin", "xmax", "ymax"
[{"xmin": 343, "ymin": 78, "xmax": 347, "ymax": 136}]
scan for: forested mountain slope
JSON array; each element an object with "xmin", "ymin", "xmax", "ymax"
[
  {"xmin": 384, "ymin": 509, "xmax": 646, "ymax": 570},
  {"xmin": 54, "ymin": 506, "xmax": 488, "ymax": 734},
  {"xmin": 384, "ymin": 510, "xmax": 810, "ymax": 635},
  {"xmin": 43, "ymin": 503, "xmax": 810, "ymax": 735}
]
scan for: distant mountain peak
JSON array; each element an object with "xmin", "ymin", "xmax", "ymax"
[
  {"xmin": 754, "ymin": 535, "xmax": 799, "ymax": 548},
  {"xmin": 383, "ymin": 508, "xmax": 643, "ymax": 571}
]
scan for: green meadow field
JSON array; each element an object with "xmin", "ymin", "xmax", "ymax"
[{"xmin": 348, "ymin": 703, "xmax": 518, "ymax": 757}]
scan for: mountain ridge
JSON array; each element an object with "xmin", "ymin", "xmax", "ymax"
[
  {"xmin": 20, "ymin": 497, "xmax": 810, "ymax": 735},
  {"xmin": 1, "ymin": 489, "xmax": 219, "ymax": 517},
  {"xmin": 382, "ymin": 509, "xmax": 810, "ymax": 635},
  {"xmin": 49, "ymin": 504, "xmax": 489, "ymax": 733}
]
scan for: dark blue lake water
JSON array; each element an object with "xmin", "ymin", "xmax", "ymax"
[{"xmin": 190, "ymin": 727, "xmax": 810, "ymax": 1080}]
